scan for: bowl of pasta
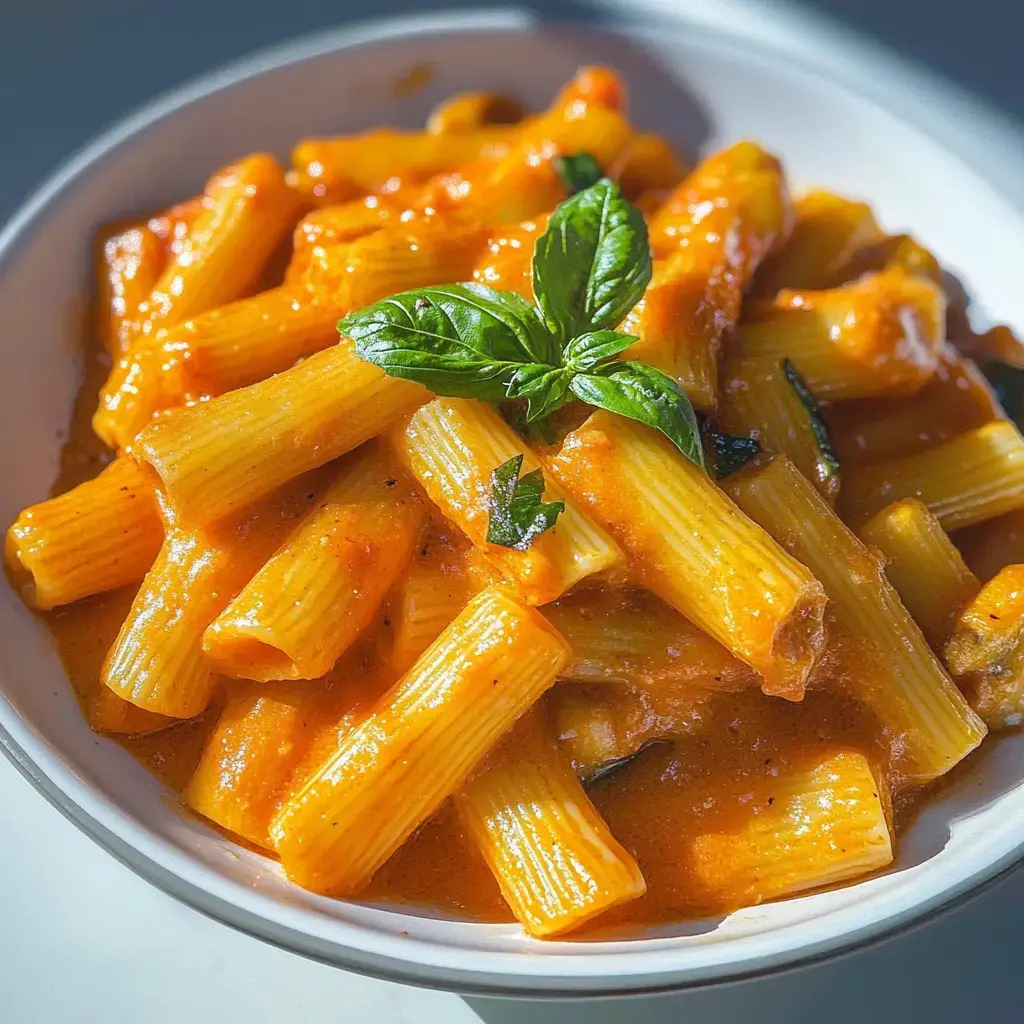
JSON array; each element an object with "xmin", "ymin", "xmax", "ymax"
[{"xmin": 3, "ymin": 6, "xmax": 1024, "ymax": 998}]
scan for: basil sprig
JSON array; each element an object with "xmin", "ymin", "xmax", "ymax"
[
  {"xmin": 486, "ymin": 455, "xmax": 565, "ymax": 551},
  {"xmin": 555, "ymin": 152, "xmax": 605, "ymax": 196},
  {"xmin": 341, "ymin": 176, "xmax": 704, "ymax": 471}
]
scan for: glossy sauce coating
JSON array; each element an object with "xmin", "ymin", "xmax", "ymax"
[{"xmin": 32, "ymin": 273, "xmax": 945, "ymax": 934}]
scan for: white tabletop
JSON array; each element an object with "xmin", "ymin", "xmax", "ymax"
[{"xmin": 4, "ymin": 2, "xmax": 1024, "ymax": 1021}]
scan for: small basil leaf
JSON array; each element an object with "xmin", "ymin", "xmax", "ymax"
[
  {"xmin": 486, "ymin": 454, "xmax": 565, "ymax": 551},
  {"xmin": 568, "ymin": 360, "xmax": 705, "ymax": 470},
  {"xmin": 565, "ymin": 330, "xmax": 639, "ymax": 372},
  {"xmin": 554, "ymin": 152, "xmax": 605, "ymax": 196},
  {"xmin": 981, "ymin": 360, "xmax": 1024, "ymax": 428},
  {"xmin": 697, "ymin": 414, "xmax": 762, "ymax": 480},
  {"xmin": 341, "ymin": 282, "xmax": 557, "ymax": 399},
  {"xmin": 507, "ymin": 364, "xmax": 574, "ymax": 422},
  {"xmin": 532, "ymin": 179, "xmax": 653, "ymax": 345},
  {"xmin": 783, "ymin": 359, "xmax": 840, "ymax": 481}
]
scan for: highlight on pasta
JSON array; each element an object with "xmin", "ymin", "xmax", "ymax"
[{"xmin": 8, "ymin": 65, "xmax": 1024, "ymax": 940}]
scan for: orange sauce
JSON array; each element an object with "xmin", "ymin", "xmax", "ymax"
[
  {"xmin": 31, "ymin": 308, "xmax": 953, "ymax": 934},
  {"xmin": 21, "ymin": 166, "xmax": 979, "ymax": 938}
]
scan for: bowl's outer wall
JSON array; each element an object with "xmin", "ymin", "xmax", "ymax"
[{"xmin": 3, "ymin": 13, "xmax": 1024, "ymax": 996}]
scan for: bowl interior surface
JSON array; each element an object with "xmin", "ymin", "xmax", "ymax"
[{"xmin": 2, "ymin": 12, "xmax": 1024, "ymax": 996}]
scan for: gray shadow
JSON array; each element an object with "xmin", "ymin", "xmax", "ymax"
[
  {"xmin": 463, "ymin": 861, "xmax": 1024, "ymax": 1023},
  {"xmin": 807, "ymin": 0, "xmax": 1024, "ymax": 126}
]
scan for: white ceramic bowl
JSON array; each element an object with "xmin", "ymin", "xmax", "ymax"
[{"xmin": 3, "ymin": 8, "xmax": 1024, "ymax": 999}]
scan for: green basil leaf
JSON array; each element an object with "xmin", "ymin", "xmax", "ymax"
[
  {"xmin": 783, "ymin": 359, "xmax": 840, "ymax": 481},
  {"xmin": 564, "ymin": 330, "xmax": 639, "ymax": 372},
  {"xmin": 568, "ymin": 360, "xmax": 705, "ymax": 470},
  {"xmin": 506, "ymin": 364, "xmax": 575, "ymax": 422},
  {"xmin": 697, "ymin": 414, "xmax": 762, "ymax": 480},
  {"xmin": 341, "ymin": 282, "xmax": 558, "ymax": 399},
  {"xmin": 981, "ymin": 360, "xmax": 1024, "ymax": 428},
  {"xmin": 486, "ymin": 454, "xmax": 565, "ymax": 550},
  {"xmin": 532, "ymin": 179, "xmax": 653, "ymax": 344},
  {"xmin": 554, "ymin": 152, "xmax": 605, "ymax": 196}
]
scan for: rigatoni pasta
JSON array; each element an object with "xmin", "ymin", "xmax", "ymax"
[
  {"xmin": 840, "ymin": 420, "xmax": 1024, "ymax": 530},
  {"xmin": 12, "ymin": 68, "xmax": 1024, "ymax": 941},
  {"xmin": 751, "ymin": 189, "xmax": 882, "ymax": 296},
  {"xmin": 393, "ymin": 398, "xmax": 622, "ymax": 606},
  {"xmin": 4, "ymin": 456, "xmax": 162, "ymax": 610},
  {"xmin": 95, "ymin": 153, "xmax": 306, "ymax": 446},
  {"xmin": 945, "ymin": 566, "xmax": 1024, "ymax": 730},
  {"xmin": 859, "ymin": 499, "xmax": 980, "ymax": 649},
  {"xmin": 183, "ymin": 668, "xmax": 385, "ymax": 848},
  {"xmin": 203, "ymin": 446, "xmax": 425, "ymax": 681},
  {"xmin": 628, "ymin": 142, "xmax": 790, "ymax": 410},
  {"xmin": 271, "ymin": 588, "xmax": 571, "ymax": 895},
  {"xmin": 99, "ymin": 286, "xmax": 346, "ymax": 443},
  {"xmin": 549, "ymin": 412, "xmax": 827, "ymax": 699},
  {"xmin": 732, "ymin": 267, "xmax": 946, "ymax": 401},
  {"xmin": 134, "ymin": 340, "xmax": 428, "ymax": 525},
  {"xmin": 720, "ymin": 355, "xmax": 840, "ymax": 503},
  {"xmin": 454, "ymin": 709, "xmax": 646, "ymax": 937},
  {"xmin": 723, "ymin": 455, "xmax": 985, "ymax": 780},
  {"xmin": 826, "ymin": 346, "xmax": 1001, "ymax": 467},
  {"xmin": 686, "ymin": 751, "xmax": 894, "ymax": 907}
]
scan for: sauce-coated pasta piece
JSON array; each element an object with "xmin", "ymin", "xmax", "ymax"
[
  {"xmin": 549, "ymin": 412, "xmax": 827, "ymax": 700},
  {"xmin": 271, "ymin": 589, "xmax": 571, "ymax": 896}
]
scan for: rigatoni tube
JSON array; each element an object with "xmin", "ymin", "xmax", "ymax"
[
  {"xmin": 98, "ymin": 287, "xmax": 346, "ymax": 447},
  {"xmin": 95, "ymin": 154, "xmax": 306, "ymax": 445},
  {"xmin": 133, "ymin": 339, "xmax": 428, "ymax": 526},
  {"xmin": 720, "ymin": 356, "xmax": 840, "ymax": 503},
  {"xmin": 826, "ymin": 346, "xmax": 1001, "ymax": 467},
  {"xmin": 544, "ymin": 586, "xmax": 758, "ymax": 693},
  {"xmin": 291, "ymin": 125, "xmax": 519, "ymax": 204},
  {"xmin": 203, "ymin": 447, "xmax": 425, "ymax": 682},
  {"xmin": 183, "ymin": 675, "xmax": 382, "ymax": 848},
  {"xmin": 454, "ymin": 710, "xmax": 646, "ymax": 937},
  {"xmin": 102, "ymin": 529, "xmax": 239, "ymax": 718},
  {"xmin": 732, "ymin": 268, "xmax": 945, "ymax": 401},
  {"xmin": 688, "ymin": 751, "xmax": 894, "ymax": 906},
  {"xmin": 102, "ymin": 483, "xmax": 316, "ymax": 716},
  {"xmin": 723, "ymin": 455, "xmax": 986, "ymax": 780},
  {"xmin": 548, "ymin": 412, "xmax": 826, "ymax": 700},
  {"xmin": 840, "ymin": 420, "xmax": 1024, "ymax": 531},
  {"xmin": 95, "ymin": 223, "xmax": 166, "ymax": 358},
  {"xmin": 945, "ymin": 565, "xmax": 1024, "ymax": 730},
  {"xmin": 5, "ymin": 456, "xmax": 163, "ymax": 610},
  {"xmin": 859, "ymin": 499, "xmax": 980, "ymax": 650},
  {"xmin": 751, "ymin": 189, "xmax": 882, "ymax": 297},
  {"xmin": 629, "ymin": 142, "xmax": 790, "ymax": 410},
  {"xmin": 270, "ymin": 588, "xmax": 571, "ymax": 896},
  {"xmin": 393, "ymin": 398, "xmax": 623, "ymax": 606},
  {"xmin": 387, "ymin": 557, "xmax": 475, "ymax": 675}
]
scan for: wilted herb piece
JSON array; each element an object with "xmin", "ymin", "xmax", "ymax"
[
  {"xmin": 698, "ymin": 415, "xmax": 762, "ymax": 479},
  {"xmin": 783, "ymin": 358, "xmax": 840, "ymax": 482}
]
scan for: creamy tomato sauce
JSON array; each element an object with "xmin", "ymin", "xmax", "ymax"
[{"xmin": 31, "ymin": 313, "xmax": 951, "ymax": 935}]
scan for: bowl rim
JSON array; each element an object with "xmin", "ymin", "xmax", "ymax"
[{"xmin": 3, "ymin": 5, "xmax": 1024, "ymax": 998}]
